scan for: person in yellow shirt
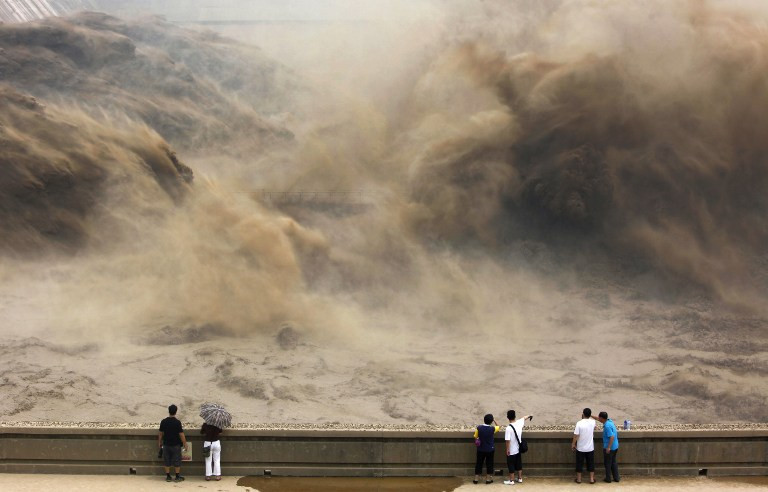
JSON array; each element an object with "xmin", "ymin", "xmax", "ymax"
[{"xmin": 473, "ymin": 413, "xmax": 501, "ymax": 484}]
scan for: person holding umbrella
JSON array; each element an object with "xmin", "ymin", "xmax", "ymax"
[{"xmin": 199, "ymin": 402, "xmax": 231, "ymax": 481}]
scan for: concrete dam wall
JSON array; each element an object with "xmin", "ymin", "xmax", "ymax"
[{"xmin": 1, "ymin": 426, "xmax": 766, "ymax": 477}]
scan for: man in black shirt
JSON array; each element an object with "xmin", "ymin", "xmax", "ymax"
[{"xmin": 158, "ymin": 404, "xmax": 188, "ymax": 482}]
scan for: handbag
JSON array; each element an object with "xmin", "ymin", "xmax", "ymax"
[
  {"xmin": 203, "ymin": 444, "xmax": 211, "ymax": 458},
  {"xmin": 511, "ymin": 424, "xmax": 528, "ymax": 454}
]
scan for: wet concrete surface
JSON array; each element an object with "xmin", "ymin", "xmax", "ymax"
[
  {"xmin": 236, "ymin": 475, "xmax": 768, "ymax": 491},
  {"xmin": 1, "ymin": 474, "xmax": 768, "ymax": 490},
  {"xmin": 237, "ymin": 476, "xmax": 465, "ymax": 491},
  {"xmin": 709, "ymin": 476, "xmax": 768, "ymax": 486}
]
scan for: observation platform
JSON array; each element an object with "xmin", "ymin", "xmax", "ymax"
[
  {"xmin": 1, "ymin": 424, "xmax": 766, "ymax": 478},
  {"xmin": 3, "ymin": 474, "xmax": 768, "ymax": 491}
]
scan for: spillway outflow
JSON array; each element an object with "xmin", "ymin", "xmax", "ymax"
[
  {"xmin": 0, "ymin": 1, "xmax": 767, "ymax": 426},
  {"xmin": 0, "ymin": 0, "xmax": 93, "ymax": 23}
]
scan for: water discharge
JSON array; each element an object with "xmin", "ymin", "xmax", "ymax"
[{"xmin": 0, "ymin": 1, "xmax": 766, "ymax": 425}]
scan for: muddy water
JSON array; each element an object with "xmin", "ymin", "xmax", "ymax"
[{"xmin": 236, "ymin": 476, "xmax": 464, "ymax": 491}]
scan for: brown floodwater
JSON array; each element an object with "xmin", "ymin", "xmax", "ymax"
[{"xmin": 236, "ymin": 476, "xmax": 464, "ymax": 492}]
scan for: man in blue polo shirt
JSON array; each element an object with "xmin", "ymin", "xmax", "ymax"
[{"xmin": 596, "ymin": 411, "xmax": 620, "ymax": 483}]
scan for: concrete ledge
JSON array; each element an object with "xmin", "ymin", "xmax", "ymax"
[{"xmin": 1, "ymin": 427, "xmax": 766, "ymax": 477}]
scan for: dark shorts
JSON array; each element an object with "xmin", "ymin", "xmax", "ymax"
[
  {"xmin": 163, "ymin": 444, "xmax": 182, "ymax": 468},
  {"xmin": 506, "ymin": 453, "xmax": 523, "ymax": 473},
  {"xmin": 576, "ymin": 450, "xmax": 595, "ymax": 472}
]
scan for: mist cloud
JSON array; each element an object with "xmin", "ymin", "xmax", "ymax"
[
  {"xmin": 1, "ymin": 0, "xmax": 767, "ymax": 423},
  {"xmin": 401, "ymin": 0, "xmax": 768, "ymax": 308}
]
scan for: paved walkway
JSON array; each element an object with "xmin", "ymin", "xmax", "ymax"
[{"xmin": 0, "ymin": 474, "xmax": 767, "ymax": 491}]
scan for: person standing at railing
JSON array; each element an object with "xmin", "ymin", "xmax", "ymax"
[
  {"xmin": 473, "ymin": 413, "xmax": 502, "ymax": 484},
  {"xmin": 158, "ymin": 404, "xmax": 188, "ymax": 483},
  {"xmin": 504, "ymin": 410, "xmax": 533, "ymax": 485},
  {"xmin": 572, "ymin": 407, "xmax": 596, "ymax": 484},
  {"xmin": 594, "ymin": 411, "xmax": 620, "ymax": 483},
  {"xmin": 201, "ymin": 422, "xmax": 223, "ymax": 481}
]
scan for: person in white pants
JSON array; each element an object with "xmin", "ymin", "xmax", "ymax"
[
  {"xmin": 204, "ymin": 440, "xmax": 221, "ymax": 479},
  {"xmin": 201, "ymin": 423, "xmax": 223, "ymax": 480}
]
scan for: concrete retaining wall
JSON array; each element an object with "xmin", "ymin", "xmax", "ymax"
[{"xmin": 0, "ymin": 427, "xmax": 766, "ymax": 477}]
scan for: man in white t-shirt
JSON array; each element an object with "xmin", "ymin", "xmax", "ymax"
[
  {"xmin": 571, "ymin": 407, "xmax": 596, "ymax": 484},
  {"xmin": 503, "ymin": 409, "xmax": 533, "ymax": 485}
]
